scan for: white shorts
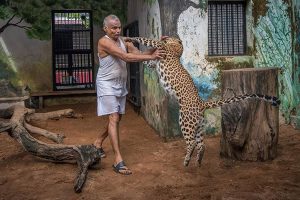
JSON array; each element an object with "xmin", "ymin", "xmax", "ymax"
[{"xmin": 97, "ymin": 95, "xmax": 126, "ymax": 116}]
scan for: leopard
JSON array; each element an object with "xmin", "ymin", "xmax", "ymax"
[{"xmin": 128, "ymin": 37, "xmax": 280, "ymax": 167}]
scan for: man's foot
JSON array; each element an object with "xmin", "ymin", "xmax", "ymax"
[{"xmin": 112, "ymin": 161, "xmax": 132, "ymax": 175}]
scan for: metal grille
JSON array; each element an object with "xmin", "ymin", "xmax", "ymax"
[
  {"xmin": 123, "ymin": 21, "xmax": 141, "ymax": 107},
  {"xmin": 52, "ymin": 10, "xmax": 94, "ymax": 90},
  {"xmin": 208, "ymin": 1, "xmax": 246, "ymax": 56}
]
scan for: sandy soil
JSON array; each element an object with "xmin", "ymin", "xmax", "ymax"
[{"xmin": 0, "ymin": 102, "xmax": 299, "ymax": 200}]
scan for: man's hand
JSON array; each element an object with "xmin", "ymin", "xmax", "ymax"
[
  {"xmin": 160, "ymin": 36, "xmax": 169, "ymax": 41},
  {"xmin": 122, "ymin": 37, "xmax": 132, "ymax": 42},
  {"xmin": 151, "ymin": 48, "xmax": 166, "ymax": 60}
]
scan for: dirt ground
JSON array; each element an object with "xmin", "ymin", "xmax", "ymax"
[{"xmin": 0, "ymin": 102, "xmax": 299, "ymax": 200}]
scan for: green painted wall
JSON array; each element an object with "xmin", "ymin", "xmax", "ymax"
[
  {"xmin": 127, "ymin": 0, "xmax": 300, "ymax": 138},
  {"xmin": 293, "ymin": 0, "xmax": 300, "ymax": 128},
  {"xmin": 253, "ymin": 0, "xmax": 300, "ymax": 125}
]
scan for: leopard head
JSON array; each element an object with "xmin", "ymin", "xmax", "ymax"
[{"xmin": 162, "ymin": 37, "xmax": 183, "ymax": 57}]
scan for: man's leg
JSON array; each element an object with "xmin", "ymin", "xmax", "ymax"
[
  {"xmin": 95, "ymin": 95, "xmax": 111, "ymax": 149},
  {"xmin": 108, "ymin": 112, "xmax": 131, "ymax": 175},
  {"xmin": 93, "ymin": 126, "xmax": 108, "ymax": 158},
  {"xmin": 94, "ymin": 126, "xmax": 108, "ymax": 148},
  {"xmin": 94, "ymin": 114, "xmax": 123, "ymax": 148}
]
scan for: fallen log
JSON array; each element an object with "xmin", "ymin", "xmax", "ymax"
[{"xmin": 0, "ymin": 105, "xmax": 101, "ymax": 193}]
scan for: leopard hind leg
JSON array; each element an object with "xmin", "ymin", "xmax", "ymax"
[
  {"xmin": 180, "ymin": 112, "xmax": 197, "ymax": 167},
  {"xmin": 195, "ymin": 116, "xmax": 206, "ymax": 167},
  {"xmin": 183, "ymin": 131, "xmax": 196, "ymax": 167}
]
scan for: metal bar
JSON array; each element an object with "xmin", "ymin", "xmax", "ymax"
[
  {"xmin": 51, "ymin": 10, "xmax": 56, "ymax": 90},
  {"xmin": 52, "ymin": 10, "xmax": 94, "ymax": 90},
  {"xmin": 242, "ymin": 1, "xmax": 246, "ymax": 54}
]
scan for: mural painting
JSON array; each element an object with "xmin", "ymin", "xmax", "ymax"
[
  {"xmin": 139, "ymin": 0, "xmax": 300, "ymax": 135},
  {"xmin": 295, "ymin": 0, "xmax": 300, "ymax": 128},
  {"xmin": 177, "ymin": 3, "xmax": 221, "ymax": 134},
  {"xmin": 253, "ymin": 0, "xmax": 300, "ymax": 124},
  {"xmin": 140, "ymin": 0, "xmax": 220, "ymax": 136}
]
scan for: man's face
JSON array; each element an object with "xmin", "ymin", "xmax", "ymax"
[{"xmin": 104, "ymin": 19, "xmax": 121, "ymax": 40}]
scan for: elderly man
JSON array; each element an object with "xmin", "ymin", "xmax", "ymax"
[{"xmin": 94, "ymin": 14, "xmax": 165, "ymax": 175}]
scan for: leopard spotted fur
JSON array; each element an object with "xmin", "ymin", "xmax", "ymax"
[{"xmin": 129, "ymin": 37, "xmax": 280, "ymax": 166}]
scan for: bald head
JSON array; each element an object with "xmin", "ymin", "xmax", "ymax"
[
  {"xmin": 102, "ymin": 14, "xmax": 122, "ymax": 40},
  {"xmin": 103, "ymin": 14, "xmax": 120, "ymax": 27}
]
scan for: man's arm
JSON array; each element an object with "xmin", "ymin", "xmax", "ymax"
[
  {"xmin": 123, "ymin": 36, "xmax": 168, "ymax": 56},
  {"xmin": 125, "ymin": 41, "xmax": 156, "ymax": 55},
  {"xmin": 99, "ymin": 37, "xmax": 164, "ymax": 62}
]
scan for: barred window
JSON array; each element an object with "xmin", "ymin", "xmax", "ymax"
[{"xmin": 208, "ymin": 1, "xmax": 246, "ymax": 56}]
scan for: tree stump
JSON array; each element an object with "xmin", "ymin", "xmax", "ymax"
[{"xmin": 220, "ymin": 68, "xmax": 279, "ymax": 161}]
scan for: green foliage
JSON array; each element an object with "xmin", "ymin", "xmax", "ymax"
[
  {"xmin": 0, "ymin": 5, "xmax": 11, "ymax": 19},
  {"xmin": 0, "ymin": 0, "xmax": 127, "ymax": 40}
]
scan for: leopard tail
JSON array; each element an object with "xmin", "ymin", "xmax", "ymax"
[{"xmin": 203, "ymin": 94, "xmax": 281, "ymax": 109}]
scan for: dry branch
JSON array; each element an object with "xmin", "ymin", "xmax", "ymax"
[
  {"xmin": 24, "ymin": 122, "xmax": 65, "ymax": 143},
  {"xmin": 26, "ymin": 109, "xmax": 78, "ymax": 121},
  {"xmin": 0, "ymin": 105, "xmax": 101, "ymax": 192}
]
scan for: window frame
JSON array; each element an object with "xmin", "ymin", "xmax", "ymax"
[{"xmin": 208, "ymin": 0, "xmax": 247, "ymax": 56}]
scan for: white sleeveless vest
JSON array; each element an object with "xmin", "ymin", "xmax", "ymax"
[{"xmin": 96, "ymin": 36, "xmax": 128, "ymax": 97}]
